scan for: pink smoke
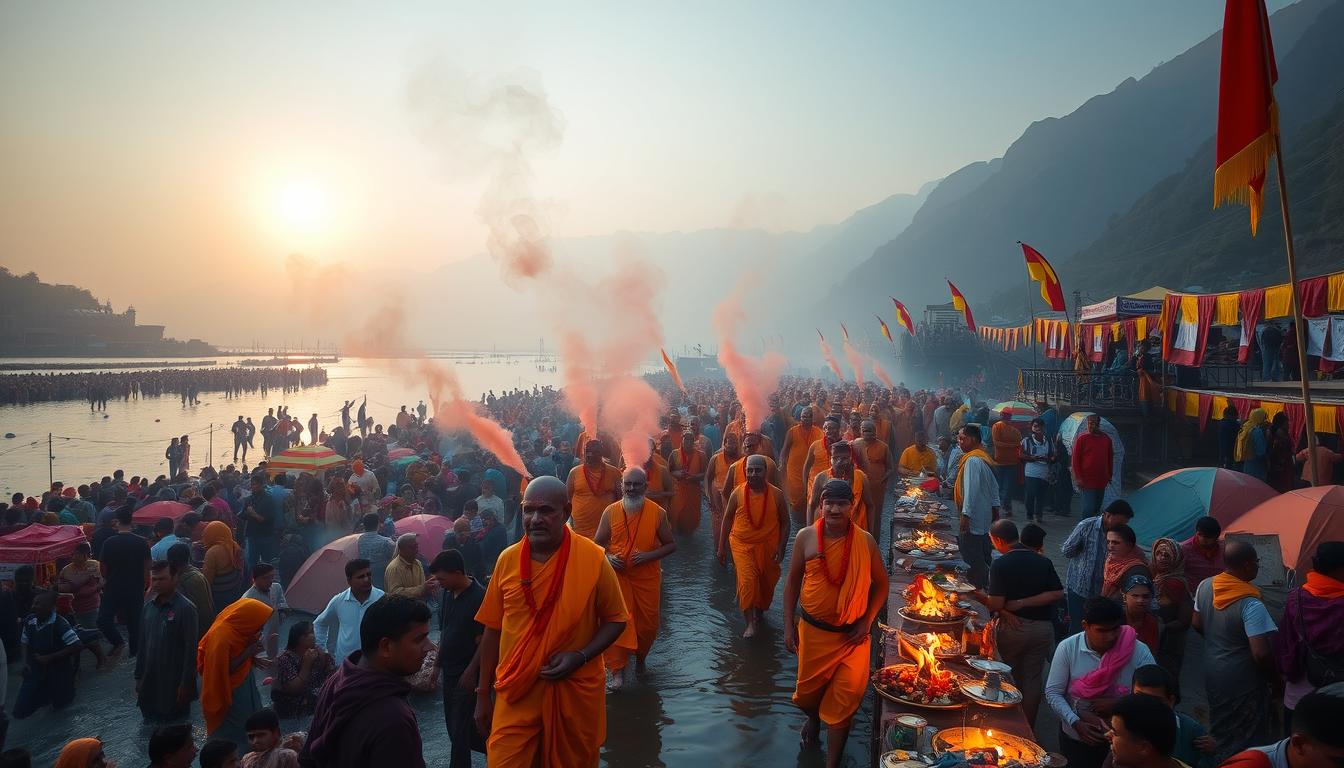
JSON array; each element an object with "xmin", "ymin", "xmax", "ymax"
[
  {"xmin": 600, "ymin": 376, "xmax": 663, "ymax": 467},
  {"xmin": 818, "ymin": 331, "xmax": 845, "ymax": 381},
  {"xmin": 559, "ymin": 333, "xmax": 599, "ymax": 437},
  {"xmin": 345, "ymin": 305, "xmax": 528, "ymax": 476},
  {"xmin": 842, "ymin": 336, "xmax": 866, "ymax": 387},
  {"xmin": 714, "ymin": 281, "xmax": 787, "ymax": 430},
  {"xmin": 871, "ymin": 357, "xmax": 894, "ymax": 389}
]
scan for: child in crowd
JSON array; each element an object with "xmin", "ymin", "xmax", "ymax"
[
  {"xmin": 1130, "ymin": 664, "xmax": 1215, "ymax": 768},
  {"xmin": 242, "ymin": 709, "xmax": 299, "ymax": 768}
]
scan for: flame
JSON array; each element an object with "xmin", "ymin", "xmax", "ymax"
[
  {"xmin": 912, "ymin": 529, "xmax": 942, "ymax": 549},
  {"xmin": 904, "ymin": 574, "xmax": 960, "ymax": 618}
]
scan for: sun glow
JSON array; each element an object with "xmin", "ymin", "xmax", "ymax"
[{"xmin": 273, "ymin": 180, "xmax": 331, "ymax": 238}]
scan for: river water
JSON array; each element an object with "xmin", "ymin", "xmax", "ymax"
[{"xmin": 2, "ymin": 356, "xmax": 872, "ymax": 767}]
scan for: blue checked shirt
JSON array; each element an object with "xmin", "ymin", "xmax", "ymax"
[{"xmin": 1060, "ymin": 515, "xmax": 1106, "ymax": 597}]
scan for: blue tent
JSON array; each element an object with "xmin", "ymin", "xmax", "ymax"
[{"xmin": 1125, "ymin": 467, "xmax": 1278, "ymax": 546}]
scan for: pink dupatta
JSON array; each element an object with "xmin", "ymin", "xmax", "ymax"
[{"xmin": 1069, "ymin": 625, "xmax": 1136, "ymax": 699}]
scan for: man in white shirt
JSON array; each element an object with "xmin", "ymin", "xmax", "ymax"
[
  {"xmin": 1193, "ymin": 540, "xmax": 1281, "ymax": 764},
  {"xmin": 313, "ymin": 558, "xmax": 385, "ymax": 663},
  {"xmin": 954, "ymin": 425, "xmax": 999, "ymax": 588}
]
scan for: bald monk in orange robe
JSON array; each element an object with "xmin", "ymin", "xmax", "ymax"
[
  {"xmin": 852, "ymin": 419, "xmax": 894, "ymax": 518},
  {"xmin": 594, "ymin": 467, "xmax": 676, "ymax": 689},
  {"xmin": 807, "ymin": 441, "xmax": 875, "ymax": 531},
  {"xmin": 781, "ymin": 407, "xmax": 824, "ymax": 526},
  {"xmin": 717, "ymin": 455, "xmax": 789, "ymax": 638},
  {"xmin": 704, "ymin": 432, "xmax": 742, "ymax": 553},
  {"xmin": 783, "ymin": 478, "xmax": 887, "ymax": 768},
  {"xmin": 667, "ymin": 431, "xmax": 707, "ymax": 534},
  {"xmin": 720, "ymin": 432, "xmax": 781, "ymax": 497},
  {"xmin": 565, "ymin": 440, "xmax": 620, "ymax": 539},
  {"xmin": 475, "ymin": 476, "xmax": 629, "ymax": 767}
]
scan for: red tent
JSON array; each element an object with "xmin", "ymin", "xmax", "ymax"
[
  {"xmin": 286, "ymin": 534, "xmax": 362, "ymax": 614},
  {"xmin": 1224, "ymin": 485, "xmax": 1344, "ymax": 571},
  {"xmin": 132, "ymin": 500, "xmax": 193, "ymax": 526},
  {"xmin": 0, "ymin": 524, "xmax": 86, "ymax": 564}
]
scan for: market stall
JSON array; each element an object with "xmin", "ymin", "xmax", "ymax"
[{"xmin": 0, "ymin": 524, "xmax": 87, "ymax": 585}]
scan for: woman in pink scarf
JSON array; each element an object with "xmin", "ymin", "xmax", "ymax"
[{"xmin": 1045, "ymin": 597, "xmax": 1156, "ymax": 768}]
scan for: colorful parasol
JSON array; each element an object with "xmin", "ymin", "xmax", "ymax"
[
  {"xmin": 991, "ymin": 401, "xmax": 1039, "ymax": 422},
  {"xmin": 387, "ymin": 447, "xmax": 416, "ymax": 460},
  {"xmin": 131, "ymin": 500, "xmax": 194, "ymax": 526},
  {"xmin": 267, "ymin": 444, "xmax": 348, "ymax": 473}
]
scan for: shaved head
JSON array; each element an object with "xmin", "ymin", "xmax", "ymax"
[
  {"xmin": 523, "ymin": 475, "xmax": 568, "ymax": 509},
  {"xmin": 522, "ymin": 476, "xmax": 571, "ymax": 553}
]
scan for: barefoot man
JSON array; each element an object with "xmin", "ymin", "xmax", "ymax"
[
  {"xmin": 595, "ymin": 467, "xmax": 677, "ymax": 690},
  {"xmin": 781, "ymin": 407, "xmax": 824, "ymax": 527},
  {"xmin": 566, "ymin": 439, "xmax": 620, "ymax": 539},
  {"xmin": 474, "ymin": 476, "xmax": 629, "ymax": 766},
  {"xmin": 783, "ymin": 479, "xmax": 887, "ymax": 768},
  {"xmin": 718, "ymin": 455, "xmax": 789, "ymax": 638},
  {"xmin": 705, "ymin": 432, "xmax": 742, "ymax": 554},
  {"xmin": 807, "ymin": 441, "xmax": 874, "ymax": 531},
  {"xmin": 668, "ymin": 431, "xmax": 707, "ymax": 535},
  {"xmin": 852, "ymin": 419, "xmax": 894, "ymax": 519}
]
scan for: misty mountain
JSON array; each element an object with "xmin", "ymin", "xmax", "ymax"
[{"xmin": 821, "ymin": 0, "xmax": 1334, "ymax": 329}]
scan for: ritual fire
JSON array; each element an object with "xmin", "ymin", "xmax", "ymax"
[
  {"xmin": 911, "ymin": 529, "xmax": 943, "ymax": 549},
  {"xmin": 874, "ymin": 634, "xmax": 960, "ymax": 706},
  {"xmin": 932, "ymin": 727, "xmax": 1046, "ymax": 767},
  {"xmin": 903, "ymin": 574, "xmax": 963, "ymax": 619}
]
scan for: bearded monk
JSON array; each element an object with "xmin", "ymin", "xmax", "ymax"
[
  {"xmin": 783, "ymin": 479, "xmax": 887, "ymax": 768},
  {"xmin": 720, "ymin": 431, "xmax": 781, "ymax": 499},
  {"xmin": 852, "ymin": 419, "xmax": 894, "ymax": 519},
  {"xmin": 641, "ymin": 443, "xmax": 675, "ymax": 508},
  {"xmin": 717, "ymin": 455, "xmax": 789, "ymax": 639},
  {"xmin": 897, "ymin": 429, "xmax": 939, "ymax": 477},
  {"xmin": 474, "ymin": 476, "xmax": 628, "ymax": 767},
  {"xmin": 705, "ymin": 432, "xmax": 742, "ymax": 553},
  {"xmin": 594, "ymin": 467, "xmax": 676, "ymax": 690},
  {"xmin": 565, "ymin": 440, "xmax": 620, "ymax": 539},
  {"xmin": 807, "ymin": 441, "xmax": 874, "ymax": 531},
  {"xmin": 780, "ymin": 407, "xmax": 824, "ymax": 526},
  {"xmin": 668, "ymin": 431, "xmax": 707, "ymax": 534}
]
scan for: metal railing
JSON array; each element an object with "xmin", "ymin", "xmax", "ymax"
[
  {"xmin": 1164, "ymin": 362, "xmax": 1251, "ymax": 390},
  {"xmin": 1018, "ymin": 368, "xmax": 1140, "ymax": 409}
]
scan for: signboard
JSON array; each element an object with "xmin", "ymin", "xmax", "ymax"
[{"xmin": 1080, "ymin": 295, "xmax": 1165, "ymax": 323}]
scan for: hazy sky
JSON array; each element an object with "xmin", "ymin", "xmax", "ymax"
[{"xmin": 0, "ymin": 1, "xmax": 1294, "ymax": 343}]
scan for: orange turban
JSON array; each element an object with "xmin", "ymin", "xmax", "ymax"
[{"xmin": 54, "ymin": 738, "xmax": 103, "ymax": 768}]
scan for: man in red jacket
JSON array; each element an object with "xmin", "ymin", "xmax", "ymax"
[{"xmin": 1070, "ymin": 415, "xmax": 1113, "ymax": 518}]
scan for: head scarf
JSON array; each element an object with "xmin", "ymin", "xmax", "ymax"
[
  {"xmin": 1102, "ymin": 543, "xmax": 1148, "ymax": 598},
  {"xmin": 202, "ymin": 520, "xmax": 242, "ymax": 571},
  {"xmin": 54, "ymin": 738, "xmax": 102, "ymax": 768},
  {"xmin": 198, "ymin": 597, "xmax": 273, "ymax": 732},
  {"xmin": 1151, "ymin": 537, "xmax": 1185, "ymax": 584},
  {"xmin": 1234, "ymin": 408, "xmax": 1267, "ymax": 462}
]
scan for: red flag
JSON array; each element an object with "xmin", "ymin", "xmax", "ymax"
[
  {"xmin": 1214, "ymin": 0, "xmax": 1278, "ymax": 235},
  {"xmin": 1020, "ymin": 242, "xmax": 1066, "ymax": 312},
  {"xmin": 948, "ymin": 280, "xmax": 976, "ymax": 333},
  {"xmin": 876, "ymin": 315, "xmax": 893, "ymax": 343},
  {"xmin": 660, "ymin": 347, "xmax": 686, "ymax": 393},
  {"xmin": 891, "ymin": 297, "xmax": 915, "ymax": 336}
]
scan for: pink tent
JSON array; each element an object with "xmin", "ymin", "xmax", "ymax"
[
  {"xmin": 0, "ymin": 524, "xmax": 86, "ymax": 564},
  {"xmin": 1224, "ymin": 485, "xmax": 1344, "ymax": 571},
  {"xmin": 132, "ymin": 500, "xmax": 193, "ymax": 526},
  {"xmin": 286, "ymin": 534, "xmax": 361, "ymax": 614},
  {"xmin": 394, "ymin": 514, "xmax": 454, "ymax": 558}
]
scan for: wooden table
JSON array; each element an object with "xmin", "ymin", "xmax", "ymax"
[{"xmin": 872, "ymin": 500, "xmax": 1035, "ymax": 764}]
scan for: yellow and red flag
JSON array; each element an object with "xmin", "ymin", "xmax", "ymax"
[
  {"xmin": 948, "ymin": 280, "xmax": 976, "ymax": 333},
  {"xmin": 876, "ymin": 315, "xmax": 893, "ymax": 343},
  {"xmin": 1213, "ymin": 0, "xmax": 1278, "ymax": 235},
  {"xmin": 1020, "ymin": 242, "xmax": 1066, "ymax": 312},
  {"xmin": 660, "ymin": 347, "xmax": 686, "ymax": 393},
  {"xmin": 890, "ymin": 297, "xmax": 915, "ymax": 336}
]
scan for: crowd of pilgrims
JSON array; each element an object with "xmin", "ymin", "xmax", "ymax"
[
  {"xmin": 0, "ymin": 374, "xmax": 1341, "ymax": 768},
  {"xmin": 0, "ymin": 366, "xmax": 327, "ymax": 407}
]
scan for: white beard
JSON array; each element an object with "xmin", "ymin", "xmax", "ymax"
[{"xmin": 622, "ymin": 495, "xmax": 645, "ymax": 513}]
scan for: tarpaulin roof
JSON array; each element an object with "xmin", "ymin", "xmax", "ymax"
[
  {"xmin": 1224, "ymin": 485, "xmax": 1344, "ymax": 571},
  {"xmin": 1127, "ymin": 467, "xmax": 1278, "ymax": 547},
  {"xmin": 0, "ymin": 524, "xmax": 87, "ymax": 564}
]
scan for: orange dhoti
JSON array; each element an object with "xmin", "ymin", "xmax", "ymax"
[
  {"xmin": 669, "ymin": 449, "xmax": 705, "ymax": 534},
  {"xmin": 785, "ymin": 425, "xmax": 823, "ymax": 512},
  {"xmin": 476, "ymin": 532, "xmax": 630, "ymax": 767},
  {"xmin": 567, "ymin": 462, "xmax": 619, "ymax": 539},
  {"xmin": 793, "ymin": 523, "xmax": 873, "ymax": 727},
  {"xmin": 728, "ymin": 485, "xmax": 782, "ymax": 612},
  {"xmin": 601, "ymin": 500, "xmax": 666, "ymax": 670}
]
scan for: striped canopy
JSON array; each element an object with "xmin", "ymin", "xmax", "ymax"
[
  {"xmin": 992, "ymin": 401, "xmax": 1039, "ymax": 422},
  {"xmin": 267, "ymin": 444, "xmax": 347, "ymax": 473}
]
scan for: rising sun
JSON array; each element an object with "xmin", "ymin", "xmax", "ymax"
[{"xmin": 272, "ymin": 180, "xmax": 331, "ymax": 238}]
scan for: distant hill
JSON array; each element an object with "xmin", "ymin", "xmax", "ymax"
[
  {"xmin": 821, "ymin": 0, "xmax": 1334, "ymax": 329},
  {"xmin": 0, "ymin": 267, "xmax": 104, "ymax": 315}
]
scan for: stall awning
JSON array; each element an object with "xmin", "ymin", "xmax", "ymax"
[{"xmin": 1081, "ymin": 287, "xmax": 1170, "ymax": 323}]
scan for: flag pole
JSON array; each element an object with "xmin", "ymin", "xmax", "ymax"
[{"xmin": 1258, "ymin": 14, "xmax": 1320, "ymax": 485}]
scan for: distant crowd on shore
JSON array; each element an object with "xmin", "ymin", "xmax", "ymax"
[{"xmin": 0, "ymin": 367, "xmax": 328, "ymax": 407}]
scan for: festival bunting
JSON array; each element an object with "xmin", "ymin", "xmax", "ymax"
[
  {"xmin": 1213, "ymin": 0, "xmax": 1279, "ymax": 235},
  {"xmin": 876, "ymin": 315, "xmax": 893, "ymax": 343},
  {"xmin": 1164, "ymin": 385, "xmax": 1338, "ymax": 442},
  {"xmin": 660, "ymin": 347, "xmax": 686, "ymax": 393},
  {"xmin": 1020, "ymin": 242, "xmax": 1066, "ymax": 311},
  {"xmin": 891, "ymin": 297, "xmax": 915, "ymax": 336},
  {"xmin": 948, "ymin": 280, "xmax": 976, "ymax": 333}
]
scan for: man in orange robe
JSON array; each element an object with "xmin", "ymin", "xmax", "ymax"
[
  {"xmin": 565, "ymin": 440, "xmax": 620, "ymax": 539},
  {"xmin": 668, "ymin": 431, "xmax": 707, "ymax": 535},
  {"xmin": 642, "ymin": 443, "xmax": 675, "ymax": 509},
  {"xmin": 781, "ymin": 407, "xmax": 824, "ymax": 527},
  {"xmin": 802, "ymin": 416, "xmax": 869, "ymax": 489},
  {"xmin": 474, "ymin": 476, "xmax": 629, "ymax": 767},
  {"xmin": 783, "ymin": 479, "xmax": 887, "ymax": 768},
  {"xmin": 807, "ymin": 441, "xmax": 874, "ymax": 531},
  {"xmin": 594, "ymin": 467, "xmax": 676, "ymax": 689},
  {"xmin": 720, "ymin": 431, "xmax": 781, "ymax": 498},
  {"xmin": 852, "ymin": 419, "xmax": 894, "ymax": 520},
  {"xmin": 717, "ymin": 455, "xmax": 789, "ymax": 638},
  {"xmin": 704, "ymin": 432, "xmax": 742, "ymax": 553},
  {"xmin": 897, "ymin": 429, "xmax": 939, "ymax": 477}
]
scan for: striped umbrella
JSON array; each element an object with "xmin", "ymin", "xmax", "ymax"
[
  {"xmin": 267, "ymin": 444, "xmax": 348, "ymax": 473},
  {"xmin": 992, "ymin": 400, "xmax": 1039, "ymax": 422},
  {"xmin": 387, "ymin": 447, "xmax": 416, "ymax": 460}
]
